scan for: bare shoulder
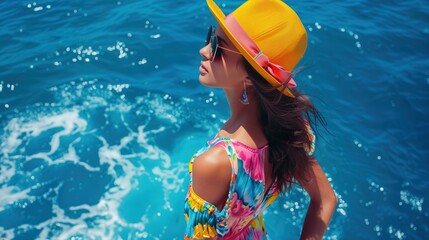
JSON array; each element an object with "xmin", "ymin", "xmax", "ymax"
[
  {"xmin": 192, "ymin": 145, "xmax": 232, "ymax": 210},
  {"xmin": 193, "ymin": 145, "xmax": 231, "ymax": 178}
]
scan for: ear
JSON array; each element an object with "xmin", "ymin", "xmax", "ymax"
[{"xmin": 244, "ymin": 76, "xmax": 254, "ymax": 87}]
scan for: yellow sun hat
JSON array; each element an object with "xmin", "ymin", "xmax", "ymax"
[{"xmin": 206, "ymin": 0, "xmax": 308, "ymax": 98}]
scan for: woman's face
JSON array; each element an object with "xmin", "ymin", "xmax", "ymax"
[{"xmin": 198, "ymin": 27, "xmax": 247, "ymax": 90}]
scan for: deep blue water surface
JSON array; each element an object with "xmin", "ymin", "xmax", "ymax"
[{"xmin": 1, "ymin": 0, "xmax": 428, "ymax": 239}]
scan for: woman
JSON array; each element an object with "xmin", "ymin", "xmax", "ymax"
[{"xmin": 184, "ymin": 0, "xmax": 337, "ymax": 239}]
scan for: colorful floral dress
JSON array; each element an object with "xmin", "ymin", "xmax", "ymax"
[{"xmin": 184, "ymin": 128, "xmax": 315, "ymax": 239}]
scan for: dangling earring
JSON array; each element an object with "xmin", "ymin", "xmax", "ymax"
[{"xmin": 240, "ymin": 81, "xmax": 250, "ymax": 105}]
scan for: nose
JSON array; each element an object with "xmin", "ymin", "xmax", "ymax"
[{"xmin": 199, "ymin": 43, "xmax": 211, "ymax": 61}]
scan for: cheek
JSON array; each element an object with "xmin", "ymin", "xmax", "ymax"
[
  {"xmin": 224, "ymin": 60, "xmax": 247, "ymax": 86},
  {"xmin": 198, "ymin": 57, "xmax": 246, "ymax": 88},
  {"xmin": 211, "ymin": 62, "xmax": 229, "ymax": 83}
]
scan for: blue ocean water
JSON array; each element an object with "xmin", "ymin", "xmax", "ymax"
[{"xmin": 0, "ymin": 0, "xmax": 428, "ymax": 239}]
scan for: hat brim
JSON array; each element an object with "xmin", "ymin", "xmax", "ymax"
[{"xmin": 206, "ymin": 0, "xmax": 294, "ymax": 98}]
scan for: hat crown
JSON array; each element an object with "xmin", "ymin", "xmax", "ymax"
[{"xmin": 232, "ymin": 0, "xmax": 307, "ymax": 71}]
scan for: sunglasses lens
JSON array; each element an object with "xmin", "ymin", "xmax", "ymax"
[
  {"xmin": 211, "ymin": 36, "xmax": 217, "ymax": 54},
  {"xmin": 211, "ymin": 36, "xmax": 221, "ymax": 62},
  {"xmin": 205, "ymin": 25, "xmax": 212, "ymax": 46},
  {"xmin": 204, "ymin": 25, "xmax": 221, "ymax": 62}
]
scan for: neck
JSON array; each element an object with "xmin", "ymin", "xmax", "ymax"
[{"xmin": 221, "ymin": 88, "xmax": 264, "ymax": 142}]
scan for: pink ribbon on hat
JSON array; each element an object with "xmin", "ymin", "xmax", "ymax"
[{"xmin": 225, "ymin": 14, "xmax": 296, "ymax": 87}]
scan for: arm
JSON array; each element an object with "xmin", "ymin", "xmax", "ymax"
[
  {"xmin": 184, "ymin": 146, "xmax": 231, "ymax": 240},
  {"xmin": 298, "ymin": 159, "xmax": 337, "ymax": 240},
  {"xmin": 192, "ymin": 146, "xmax": 232, "ymax": 211}
]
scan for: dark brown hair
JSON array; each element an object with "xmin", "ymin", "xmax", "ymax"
[{"xmin": 243, "ymin": 59, "xmax": 326, "ymax": 192}]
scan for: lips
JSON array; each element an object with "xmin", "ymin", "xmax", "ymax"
[{"xmin": 199, "ymin": 62, "xmax": 208, "ymax": 75}]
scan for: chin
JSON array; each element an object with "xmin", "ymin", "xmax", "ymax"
[{"xmin": 198, "ymin": 74, "xmax": 213, "ymax": 87}]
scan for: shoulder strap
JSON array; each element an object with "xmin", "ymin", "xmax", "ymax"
[{"xmin": 211, "ymin": 138, "xmax": 238, "ymax": 181}]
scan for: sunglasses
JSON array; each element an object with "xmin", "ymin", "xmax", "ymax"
[{"xmin": 205, "ymin": 25, "xmax": 241, "ymax": 62}]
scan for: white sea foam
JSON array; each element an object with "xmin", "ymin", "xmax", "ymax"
[
  {"xmin": 2, "ymin": 118, "xmax": 24, "ymax": 155},
  {"xmin": 0, "ymin": 226, "xmax": 14, "ymax": 239},
  {"xmin": 0, "ymin": 186, "xmax": 34, "ymax": 212},
  {"xmin": 0, "ymin": 80, "xmax": 203, "ymax": 238}
]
